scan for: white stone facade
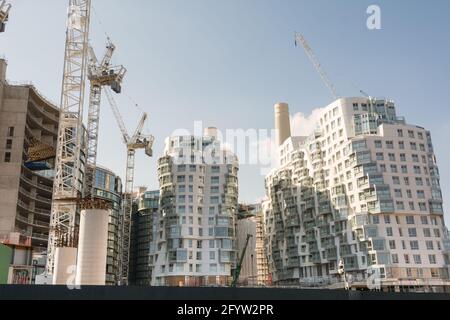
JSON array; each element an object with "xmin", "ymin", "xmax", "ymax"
[
  {"xmin": 151, "ymin": 130, "xmax": 239, "ymax": 286},
  {"xmin": 263, "ymin": 98, "xmax": 450, "ymax": 291}
]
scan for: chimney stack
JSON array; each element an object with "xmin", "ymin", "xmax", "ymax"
[{"xmin": 274, "ymin": 103, "xmax": 291, "ymax": 147}]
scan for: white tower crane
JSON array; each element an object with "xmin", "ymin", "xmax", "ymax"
[
  {"xmin": 104, "ymin": 88, "xmax": 154, "ymax": 285},
  {"xmin": 46, "ymin": 0, "xmax": 92, "ymax": 277},
  {"xmin": 85, "ymin": 40, "xmax": 126, "ymax": 198},
  {"xmin": 295, "ymin": 32, "xmax": 340, "ymax": 100},
  {"xmin": 0, "ymin": 0, "xmax": 11, "ymax": 33}
]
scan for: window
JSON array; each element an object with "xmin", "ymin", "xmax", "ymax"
[
  {"xmin": 409, "ymin": 202, "xmax": 415, "ymax": 211},
  {"xmin": 392, "ymin": 254, "xmax": 399, "ymax": 264},
  {"xmin": 177, "ymin": 175, "xmax": 186, "ymax": 183},
  {"xmin": 4, "ymin": 152, "xmax": 11, "ymax": 163},
  {"xmin": 429, "ymin": 255, "xmax": 437, "ymax": 264},
  {"xmin": 416, "ymin": 191, "xmax": 425, "ymax": 200},
  {"xmin": 419, "ymin": 203, "xmax": 427, "ymax": 212},
  {"xmin": 423, "ymin": 228, "xmax": 431, "ymax": 237},
  {"xmin": 178, "ymin": 165, "xmax": 186, "ymax": 172},
  {"xmin": 393, "ymin": 177, "xmax": 400, "ymax": 185},
  {"xmin": 410, "ymin": 241, "xmax": 419, "ymax": 250},
  {"xmin": 412, "ymin": 154, "xmax": 419, "ymax": 163},
  {"xmin": 353, "ymin": 103, "xmax": 359, "ymax": 111},
  {"xmin": 386, "ymin": 227, "xmax": 393, "ymax": 237},
  {"xmin": 434, "ymin": 229, "xmax": 441, "ymax": 237},
  {"xmin": 394, "ymin": 189, "xmax": 402, "ymax": 198},
  {"xmin": 210, "ymin": 186, "xmax": 219, "ymax": 194},
  {"xmin": 404, "ymin": 255, "xmax": 410, "ymax": 264},
  {"xmin": 416, "ymin": 178, "xmax": 424, "ymax": 186},
  {"xmin": 7, "ymin": 127, "xmax": 14, "ymax": 137},
  {"xmin": 386, "ymin": 141, "xmax": 394, "ymax": 149},
  {"xmin": 408, "ymin": 130, "xmax": 415, "ymax": 139},
  {"xmin": 399, "ymin": 141, "xmax": 405, "ymax": 150},
  {"xmin": 407, "ymin": 190, "xmax": 412, "ymax": 199},
  {"xmin": 420, "ymin": 216, "xmax": 428, "ymax": 225},
  {"xmin": 372, "ymin": 215, "xmax": 380, "ymax": 224},
  {"xmin": 388, "ymin": 153, "xmax": 396, "ymax": 162},
  {"xmin": 426, "ymin": 241, "xmax": 434, "ymax": 250},
  {"xmin": 210, "ymin": 251, "xmax": 215, "ymax": 260},
  {"xmin": 414, "ymin": 255, "xmax": 422, "ymax": 265},
  {"xmin": 376, "ymin": 153, "xmax": 384, "ymax": 161},
  {"xmin": 380, "ymin": 164, "xmax": 386, "ymax": 173},
  {"xmin": 418, "ymin": 132, "xmax": 424, "ymax": 140},
  {"xmin": 210, "ymin": 196, "xmax": 219, "ymax": 204},
  {"xmin": 375, "ymin": 141, "xmax": 382, "ymax": 149},
  {"xmin": 406, "ymin": 216, "xmax": 415, "ymax": 225},
  {"xmin": 211, "ymin": 166, "xmax": 220, "ymax": 173},
  {"xmin": 408, "ymin": 228, "xmax": 418, "ymax": 238},
  {"xmin": 396, "ymin": 202, "xmax": 405, "ymax": 210},
  {"xmin": 401, "ymin": 166, "xmax": 408, "ymax": 174},
  {"xmin": 410, "ymin": 142, "xmax": 417, "ymax": 151},
  {"xmin": 5, "ymin": 139, "xmax": 12, "ymax": 150},
  {"xmin": 400, "ymin": 154, "xmax": 407, "ymax": 162},
  {"xmin": 211, "ymin": 177, "xmax": 220, "ymax": 184},
  {"xmin": 389, "ymin": 240, "xmax": 396, "ymax": 250},
  {"xmin": 404, "ymin": 177, "xmax": 410, "ymax": 186},
  {"xmin": 384, "ymin": 215, "xmax": 391, "ymax": 224},
  {"xmin": 420, "ymin": 144, "xmax": 426, "ymax": 152},
  {"xmin": 414, "ymin": 166, "xmax": 421, "ymax": 175},
  {"xmin": 391, "ymin": 165, "xmax": 398, "ymax": 173},
  {"xmin": 397, "ymin": 129, "xmax": 404, "ymax": 138}
]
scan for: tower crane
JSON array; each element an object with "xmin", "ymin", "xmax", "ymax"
[
  {"xmin": 231, "ymin": 234, "xmax": 253, "ymax": 288},
  {"xmin": 0, "ymin": 0, "xmax": 11, "ymax": 33},
  {"xmin": 104, "ymin": 88, "xmax": 154, "ymax": 285},
  {"xmin": 295, "ymin": 32, "xmax": 340, "ymax": 100},
  {"xmin": 85, "ymin": 40, "xmax": 126, "ymax": 198},
  {"xmin": 46, "ymin": 0, "xmax": 92, "ymax": 278}
]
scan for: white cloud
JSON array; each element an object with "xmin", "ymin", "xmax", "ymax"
[{"xmin": 291, "ymin": 108, "xmax": 324, "ymax": 137}]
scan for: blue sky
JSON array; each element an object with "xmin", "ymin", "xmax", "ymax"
[{"xmin": 1, "ymin": 0, "xmax": 449, "ymax": 224}]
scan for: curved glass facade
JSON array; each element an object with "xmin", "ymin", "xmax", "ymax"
[{"xmin": 93, "ymin": 166, "xmax": 122, "ymax": 286}]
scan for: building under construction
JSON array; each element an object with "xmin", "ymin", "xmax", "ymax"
[{"xmin": 0, "ymin": 59, "xmax": 59, "ymax": 284}]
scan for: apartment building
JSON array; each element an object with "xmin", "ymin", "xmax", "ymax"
[
  {"xmin": 263, "ymin": 99, "xmax": 450, "ymax": 292},
  {"xmin": 237, "ymin": 204, "xmax": 270, "ymax": 286},
  {"xmin": 0, "ymin": 59, "xmax": 58, "ymax": 284},
  {"xmin": 151, "ymin": 128, "xmax": 239, "ymax": 287},
  {"xmin": 129, "ymin": 189, "xmax": 159, "ymax": 286}
]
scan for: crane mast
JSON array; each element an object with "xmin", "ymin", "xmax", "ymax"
[
  {"xmin": 85, "ymin": 40, "xmax": 126, "ymax": 198},
  {"xmin": 232, "ymin": 234, "xmax": 253, "ymax": 287},
  {"xmin": 295, "ymin": 32, "xmax": 340, "ymax": 100},
  {"xmin": 46, "ymin": 0, "xmax": 92, "ymax": 276},
  {"xmin": 104, "ymin": 88, "xmax": 154, "ymax": 285},
  {"xmin": 0, "ymin": 0, "xmax": 11, "ymax": 33}
]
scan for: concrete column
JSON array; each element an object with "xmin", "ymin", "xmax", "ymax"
[
  {"xmin": 53, "ymin": 247, "xmax": 77, "ymax": 285},
  {"xmin": 75, "ymin": 209, "xmax": 109, "ymax": 286},
  {"xmin": 274, "ymin": 103, "xmax": 291, "ymax": 147}
]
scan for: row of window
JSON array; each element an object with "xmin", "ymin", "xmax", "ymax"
[
  {"xmin": 381, "ymin": 164, "xmax": 429, "ymax": 175},
  {"xmin": 3, "ymin": 128, "xmax": 15, "ymax": 163},
  {"xmin": 375, "ymin": 140, "xmax": 426, "ymax": 151},
  {"xmin": 177, "ymin": 165, "xmax": 221, "ymax": 173},
  {"xmin": 178, "ymin": 185, "xmax": 219, "ymax": 194},
  {"xmin": 177, "ymin": 175, "xmax": 221, "ymax": 184},
  {"xmin": 372, "ymin": 214, "xmax": 441, "ymax": 226},
  {"xmin": 384, "ymin": 227, "xmax": 442, "ymax": 239},
  {"xmin": 160, "ymin": 263, "xmax": 227, "ymax": 274},
  {"xmin": 391, "ymin": 253, "xmax": 437, "ymax": 265},
  {"xmin": 376, "ymin": 152, "xmax": 428, "ymax": 164},
  {"xmin": 397, "ymin": 129, "xmax": 425, "ymax": 140}
]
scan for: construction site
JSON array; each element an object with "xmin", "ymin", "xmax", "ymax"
[
  {"xmin": 0, "ymin": 0, "xmax": 155, "ymax": 286},
  {"xmin": 1, "ymin": 0, "xmax": 450, "ymax": 299}
]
